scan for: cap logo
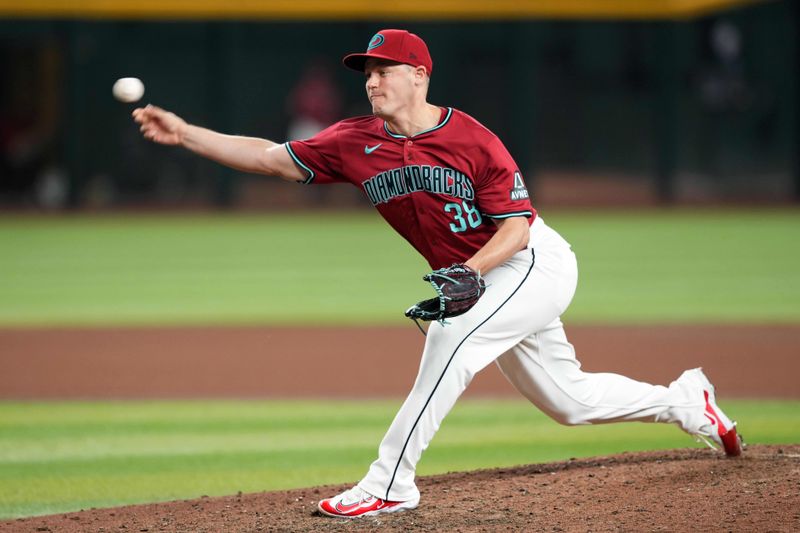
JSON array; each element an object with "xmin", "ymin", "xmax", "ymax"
[{"xmin": 367, "ymin": 33, "xmax": 385, "ymax": 50}]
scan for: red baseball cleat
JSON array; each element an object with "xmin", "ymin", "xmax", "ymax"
[
  {"xmin": 681, "ymin": 368, "xmax": 744, "ymax": 457},
  {"xmin": 318, "ymin": 486, "xmax": 419, "ymax": 518}
]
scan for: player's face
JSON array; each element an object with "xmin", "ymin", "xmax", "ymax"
[{"xmin": 364, "ymin": 59, "xmax": 416, "ymax": 118}]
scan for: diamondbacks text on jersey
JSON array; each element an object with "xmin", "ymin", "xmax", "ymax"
[{"xmin": 286, "ymin": 107, "xmax": 535, "ymax": 268}]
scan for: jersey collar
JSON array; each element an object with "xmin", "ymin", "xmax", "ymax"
[{"xmin": 383, "ymin": 107, "xmax": 452, "ymax": 139}]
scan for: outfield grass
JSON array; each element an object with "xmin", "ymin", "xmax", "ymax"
[
  {"xmin": 1, "ymin": 398, "xmax": 798, "ymax": 519},
  {"xmin": 0, "ymin": 209, "xmax": 797, "ymax": 326}
]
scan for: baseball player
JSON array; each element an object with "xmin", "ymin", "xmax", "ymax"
[{"xmin": 133, "ymin": 29, "xmax": 742, "ymax": 519}]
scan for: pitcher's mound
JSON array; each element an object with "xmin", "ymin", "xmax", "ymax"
[{"xmin": 4, "ymin": 445, "xmax": 798, "ymax": 532}]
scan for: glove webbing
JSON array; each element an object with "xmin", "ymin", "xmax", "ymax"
[{"xmin": 410, "ymin": 269, "xmax": 483, "ymax": 337}]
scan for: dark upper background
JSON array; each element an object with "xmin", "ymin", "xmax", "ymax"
[{"xmin": 0, "ymin": 0, "xmax": 796, "ymax": 210}]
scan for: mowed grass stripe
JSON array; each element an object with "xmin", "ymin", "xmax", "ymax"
[
  {"xmin": 549, "ymin": 210, "xmax": 799, "ymax": 323},
  {"xmin": 0, "ymin": 399, "xmax": 798, "ymax": 519},
  {"xmin": 0, "ymin": 209, "xmax": 798, "ymax": 325},
  {"xmin": 0, "ymin": 213, "xmax": 427, "ymax": 325}
]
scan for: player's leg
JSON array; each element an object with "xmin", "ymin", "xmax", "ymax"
[
  {"xmin": 496, "ymin": 320, "xmax": 701, "ymax": 426},
  {"xmin": 319, "ymin": 303, "xmax": 532, "ymax": 515},
  {"xmin": 495, "ymin": 318, "xmax": 742, "ymax": 454},
  {"xmin": 354, "ymin": 217, "xmax": 578, "ymax": 504},
  {"xmin": 354, "ymin": 315, "xmax": 520, "ymax": 504}
]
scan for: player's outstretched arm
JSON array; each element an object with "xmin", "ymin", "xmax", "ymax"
[{"xmin": 132, "ymin": 104, "xmax": 305, "ymax": 182}]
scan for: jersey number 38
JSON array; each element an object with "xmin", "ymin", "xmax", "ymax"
[{"xmin": 445, "ymin": 201, "xmax": 483, "ymax": 233}]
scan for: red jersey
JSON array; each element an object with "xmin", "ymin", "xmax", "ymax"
[{"xmin": 286, "ymin": 107, "xmax": 536, "ymax": 268}]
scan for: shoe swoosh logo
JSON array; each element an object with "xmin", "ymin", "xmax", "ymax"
[
  {"xmin": 364, "ymin": 143, "xmax": 382, "ymax": 154},
  {"xmin": 334, "ymin": 496, "xmax": 376, "ymax": 514},
  {"xmin": 334, "ymin": 501, "xmax": 360, "ymax": 513}
]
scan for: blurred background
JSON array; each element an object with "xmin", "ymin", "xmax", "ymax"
[{"xmin": 0, "ymin": 0, "xmax": 797, "ymax": 210}]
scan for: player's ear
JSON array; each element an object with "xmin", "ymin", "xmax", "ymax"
[{"xmin": 414, "ymin": 66, "xmax": 428, "ymax": 85}]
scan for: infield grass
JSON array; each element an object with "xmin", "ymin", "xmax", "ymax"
[
  {"xmin": 0, "ymin": 209, "xmax": 798, "ymax": 326},
  {"xmin": 1, "ymin": 398, "xmax": 798, "ymax": 519}
]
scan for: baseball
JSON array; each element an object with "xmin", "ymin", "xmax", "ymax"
[{"xmin": 112, "ymin": 77, "xmax": 145, "ymax": 103}]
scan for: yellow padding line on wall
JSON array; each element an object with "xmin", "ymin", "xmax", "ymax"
[{"xmin": 0, "ymin": 0, "xmax": 765, "ymax": 20}]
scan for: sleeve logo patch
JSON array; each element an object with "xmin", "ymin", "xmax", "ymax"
[{"xmin": 510, "ymin": 171, "xmax": 529, "ymax": 200}]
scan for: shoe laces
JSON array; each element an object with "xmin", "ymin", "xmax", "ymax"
[
  {"xmin": 694, "ymin": 434, "xmax": 719, "ymax": 451},
  {"xmin": 693, "ymin": 418, "xmax": 738, "ymax": 450},
  {"xmin": 339, "ymin": 486, "xmax": 373, "ymax": 505}
]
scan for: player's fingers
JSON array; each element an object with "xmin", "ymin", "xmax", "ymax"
[
  {"xmin": 134, "ymin": 105, "xmax": 160, "ymax": 122},
  {"xmin": 140, "ymin": 125, "xmax": 158, "ymax": 139},
  {"xmin": 138, "ymin": 113, "xmax": 162, "ymax": 130},
  {"xmin": 134, "ymin": 111, "xmax": 157, "ymax": 127},
  {"xmin": 144, "ymin": 104, "xmax": 165, "ymax": 115}
]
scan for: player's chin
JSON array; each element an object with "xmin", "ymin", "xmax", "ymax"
[
  {"xmin": 370, "ymin": 100, "xmax": 387, "ymax": 116},
  {"xmin": 371, "ymin": 105, "xmax": 390, "ymax": 119}
]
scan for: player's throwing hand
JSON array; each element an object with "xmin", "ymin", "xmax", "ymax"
[{"xmin": 132, "ymin": 104, "xmax": 187, "ymax": 146}]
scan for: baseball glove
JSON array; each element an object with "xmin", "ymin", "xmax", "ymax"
[{"xmin": 405, "ymin": 264, "xmax": 486, "ymax": 323}]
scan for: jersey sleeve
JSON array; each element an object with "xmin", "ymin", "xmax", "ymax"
[
  {"xmin": 284, "ymin": 122, "xmax": 345, "ymax": 185},
  {"xmin": 474, "ymin": 137, "xmax": 534, "ymax": 219}
]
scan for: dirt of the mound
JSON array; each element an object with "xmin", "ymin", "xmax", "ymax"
[{"xmin": 3, "ymin": 445, "xmax": 798, "ymax": 533}]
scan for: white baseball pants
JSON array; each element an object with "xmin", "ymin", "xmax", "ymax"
[{"xmin": 358, "ymin": 216, "xmax": 706, "ymax": 502}]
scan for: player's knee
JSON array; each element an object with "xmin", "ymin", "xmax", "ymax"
[
  {"xmin": 551, "ymin": 414, "xmax": 580, "ymax": 426},
  {"xmin": 548, "ymin": 407, "xmax": 589, "ymax": 427}
]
